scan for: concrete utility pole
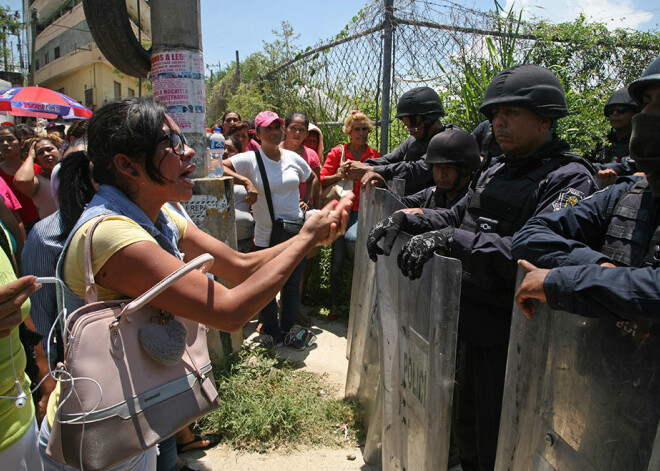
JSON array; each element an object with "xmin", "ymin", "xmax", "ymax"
[
  {"xmin": 150, "ymin": 0, "xmax": 241, "ymax": 359},
  {"xmin": 150, "ymin": 0, "xmax": 207, "ymax": 177}
]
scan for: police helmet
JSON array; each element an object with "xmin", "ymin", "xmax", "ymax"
[
  {"xmin": 479, "ymin": 64, "xmax": 569, "ymax": 121},
  {"xmin": 426, "ymin": 127, "xmax": 481, "ymax": 171},
  {"xmin": 628, "ymin": 54, "xmax": 660, "ymax": 105},
  {"xmin": 603, "ymin": 88, "xmax": 641, "ymax": 116},
  {"xmin": 395, "ymin": 87, "xmax": 445, "ymax": 120}
]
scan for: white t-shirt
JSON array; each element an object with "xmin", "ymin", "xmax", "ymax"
[{"xmin": 230, "ymin": 148, "xmax": 311, "ymax": 246}]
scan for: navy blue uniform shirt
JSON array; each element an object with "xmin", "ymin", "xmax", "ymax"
[
  {"xmin": 402, "ymin": 139, "xmax": 597, "ymax": 344},
  {"xmin": 512, "ymin": 176, "xmax": 660, "ymax": 320}
]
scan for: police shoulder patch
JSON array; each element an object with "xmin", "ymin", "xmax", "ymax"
[{"xmin": 552, "ymin": 188, "xmax": 585, "ymax": 211}]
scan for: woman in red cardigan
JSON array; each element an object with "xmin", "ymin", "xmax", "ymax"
[{"xmin": 320, "ymin": 111, "xmax": 380, "ymax": 319}]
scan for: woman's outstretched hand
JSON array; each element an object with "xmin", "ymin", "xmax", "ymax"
[{"xmin": 300, "ymin": 192, "xmax": 355, "ymax": 247}]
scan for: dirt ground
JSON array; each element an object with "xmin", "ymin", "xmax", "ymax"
[{"xmin": 180, "ymin": 309, "xmax": 382, "ymax": 471}]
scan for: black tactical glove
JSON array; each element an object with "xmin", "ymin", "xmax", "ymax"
[
  {"xmin": 397, "ymin": 227, "xmax": 454, "ymax": 280},
  {"xmin": 366, "ymin": 212, "xmax": 408, "ymax": 262}
]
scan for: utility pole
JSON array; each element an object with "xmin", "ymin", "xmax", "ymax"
[
  {"xmin": 29, "ymin": 8, "xmax": 37, "ymax": 85},
  {"xmin": 235, "ymin": 50, "xmax": 240, "ymax": 83},
  {"xmin": 150, "ymin": 0, "xmax": 240, "ymax": 359},
  {"xmin": 3, "ymin": 27, "xmax": 7, "ymax": 71},
  {"xmin": 151, "ymin": 0, "xmax": 207, "ymax": 176},
  {"xmin": 380, "ymin": 0, "xmax": 394, "ymax": 155}
]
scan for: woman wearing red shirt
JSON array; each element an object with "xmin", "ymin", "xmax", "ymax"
[
  {"xmin": 320, "ymin": 111, "xmax": 380, "ymax": 319},
  {"xmin": 0, "ymin": 126, "xmax": 41, "ymax": 233}
]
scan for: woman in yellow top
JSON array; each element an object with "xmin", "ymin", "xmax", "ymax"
[{"xmin": 41, "ymin": 97, "xmax": 353, "ymax": 470}]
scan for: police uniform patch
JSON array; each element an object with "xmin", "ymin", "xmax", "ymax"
[{"xmin": 552, "ymin": 188, "xmax": 585, "ymax": 211}]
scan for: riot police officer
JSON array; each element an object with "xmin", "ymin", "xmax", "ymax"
[
  {"xmin": 513, "ymin": 54, "xmax": 660, "ymax": 320},
  {"xmin": 367, "ymin": 64, "xmax": 597, "ymax": 470},
  {"xmin": 344, "ymin": 86, "xmax": 446, "ymax": 195},
  {"xmin": 396, "ymin": 127, "xmax": 481, "ymax": 211},
  {"xmin": 590, "ymin": 87, "xmax": 641, "ymax": 185},
  {"xmin": 472, "ymin": 119, "xmax": 503, "ymax": 160}
]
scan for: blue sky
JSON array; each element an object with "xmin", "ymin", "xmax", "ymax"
[{"xmin": 5, "ymin": 0, "xmax": 659, "ymax": 73}]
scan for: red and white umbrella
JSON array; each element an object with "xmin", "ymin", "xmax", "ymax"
[{"xmin": 0, "ymin": 86, "xmax": 92, "ymax": 120}]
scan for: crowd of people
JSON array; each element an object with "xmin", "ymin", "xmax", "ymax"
[{"xmin": 0, "ymin": 51, "xmax": 659, "ymax": 470}]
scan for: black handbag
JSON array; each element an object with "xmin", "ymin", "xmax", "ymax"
[{"xmin": 253, "ymin": 151, "xmax": 304, "ymax": 246}]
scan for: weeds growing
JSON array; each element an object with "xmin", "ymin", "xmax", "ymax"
[
  {"xmin": 304, "ymin": 245, "xmax": 354, "ymax": 319},
  {"xmin": 196, "ymin": 347, "xmax": 364, "ymax": 452}
]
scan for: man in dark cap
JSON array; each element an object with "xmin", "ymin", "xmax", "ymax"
[
  {"xmin": 367, "ymin": 64, "xmax": 597, "ymax": 470},
  {"xmin": 590, "ymin": 87, "xmax": 641, "ymax": 185},
  {"xmin": 344, "ymin": 86, "xmax": 446, "ymax": 195},
  {"xmin": 513, "ymin": 54, "xmax": 660, "ymax": 321}
]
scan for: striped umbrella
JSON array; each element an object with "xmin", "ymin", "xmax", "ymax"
[{"xmin": 0, "ymin": 86, "xmax": 92, "ymax": 120}]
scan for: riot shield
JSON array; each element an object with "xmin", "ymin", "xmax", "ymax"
[
  {"xmin": 347, "ymin": 179, "xmax": 406, "ymax": 358},
  {"xmin": 377, "ymin": 235, "xmax": 461, "ymax": 471},
  {"xmin": 496, "ymin": 268, "xmax": 660, "ymax": 471},
  {"xmin": 345, "ymin": 185, "xmax": 405, "ymax": 464},
  {"xmin": 346, "ymin": 184, "xmax": 381, "ymax": 364}
]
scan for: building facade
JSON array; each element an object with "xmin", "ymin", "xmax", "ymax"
[{"xmin": 25, "ymin": 0, "xmax": 151, "ymax": 110}]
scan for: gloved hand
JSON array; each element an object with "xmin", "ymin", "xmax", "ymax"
[
  {"xmin": 366, "ymin": 212, "xmax": 408, "ymax": 262},
  {"xmin": 397, "ymin": 227, "xmax": 454, "ymax": 280}
]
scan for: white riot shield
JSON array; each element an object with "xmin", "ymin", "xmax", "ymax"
[
  {"xmin": 345, "ymin": 185, "xmax": 405, "ymax": 464},
  {"xmin": 496, "ymin": 268, "xmax": 660, "ymax": 470},
  {"xmin": 377, "ymin": 236, "xmax": 462, "ymax": 471}
]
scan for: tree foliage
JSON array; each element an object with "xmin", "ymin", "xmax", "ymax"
[
  {"xmin": 0, "ymin": 6, "xmax": 21, "ymax": 72},
  {"xmin": 441, "ymin": 8, "xmax": 660, "ymax": 154},
  {"xmin": 526, "ymin": 15, "xmax": 660, "ymax": 154}
]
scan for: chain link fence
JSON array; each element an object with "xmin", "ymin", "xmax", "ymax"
[{"xmin": 256, "ymin": 0, "xmax": 659, "ymax": 154}]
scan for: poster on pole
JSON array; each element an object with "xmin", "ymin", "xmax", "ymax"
[{"xmin": 151, "ymin": 50, "xmax": 206, "ymax": 134}]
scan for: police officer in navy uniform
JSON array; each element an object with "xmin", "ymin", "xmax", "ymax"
[
  {"xmin": 367, "ymin": 65, "xmax": 597, "ymax": 470},
  {"xmin": 590, "ymin": 88, "xmax": 641, "ymax": 186},
  {"xmin": 370, "ymin": 127, "xmax": 481, "ymax": 212},
  {"xmin": 513, "ymin": 54, "xmax": 660, "ymax": 320},
  {"xmin": 344, "ymin": 86, "xmax": 446, "ymax": 195},
  {"xmin": 472, "ymin": 119, "xmax": 503, "ymax": 161}
]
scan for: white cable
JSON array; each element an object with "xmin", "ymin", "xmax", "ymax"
[{"xmin": 1, "ymin": 276, "xmax": 104, "ymax": 471}]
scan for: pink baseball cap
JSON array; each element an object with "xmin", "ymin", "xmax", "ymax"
[{"xmin": 254, "ymin": 110, "xmax": 284, "ymax": 129}]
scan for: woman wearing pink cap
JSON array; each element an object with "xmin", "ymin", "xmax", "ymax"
[{"xmin": 223, "ymin": 111, "xmax": 314, "ymax": 350}]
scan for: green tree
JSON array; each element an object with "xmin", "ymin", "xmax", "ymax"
[
  {"xmin": 0, "ymin": 7, "xmax": 21, "ymax": 72},
  {"xmin": 441, "ymin": 7, "xmax": 660, "ymax": 154}
]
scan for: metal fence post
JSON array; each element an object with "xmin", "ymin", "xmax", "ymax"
[{"xmin": 379, "ymin": 0, "xmax": 394, "ymax": 155}]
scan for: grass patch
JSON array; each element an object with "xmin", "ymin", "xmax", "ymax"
[{"xmin": 196, "ymin": 347, "xmax": 364, "ymax": 452}]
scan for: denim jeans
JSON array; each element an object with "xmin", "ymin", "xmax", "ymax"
[
  {"xmin": 330, "ymin": 211, "xmax": 359, "ymax": 306},
  {"xmin": 38, "ymin": 419, "xmax": 156, "ymax": 470},
  {"xmin": 156, "ymin": 435, "xmax": 178, "ymax": 471},
  {"xmin": 256, "ymin": 246, "xmax": 306, "ymax": 337}
]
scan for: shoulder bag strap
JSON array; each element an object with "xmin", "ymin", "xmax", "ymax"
[
  {"xmin": 255, "ymin": 150, "xmax": 276, "ymax": 225},
  {"xmin": 83, "ymin": 215, "xmax": 109, "ymax": 304},
  {"xmin": 120, "ymin": 253, "xmax": 214, "ymax": 317},
  {"xmin": 83, "ymin": 215, "xmax": 215, "ymax": 310}
]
